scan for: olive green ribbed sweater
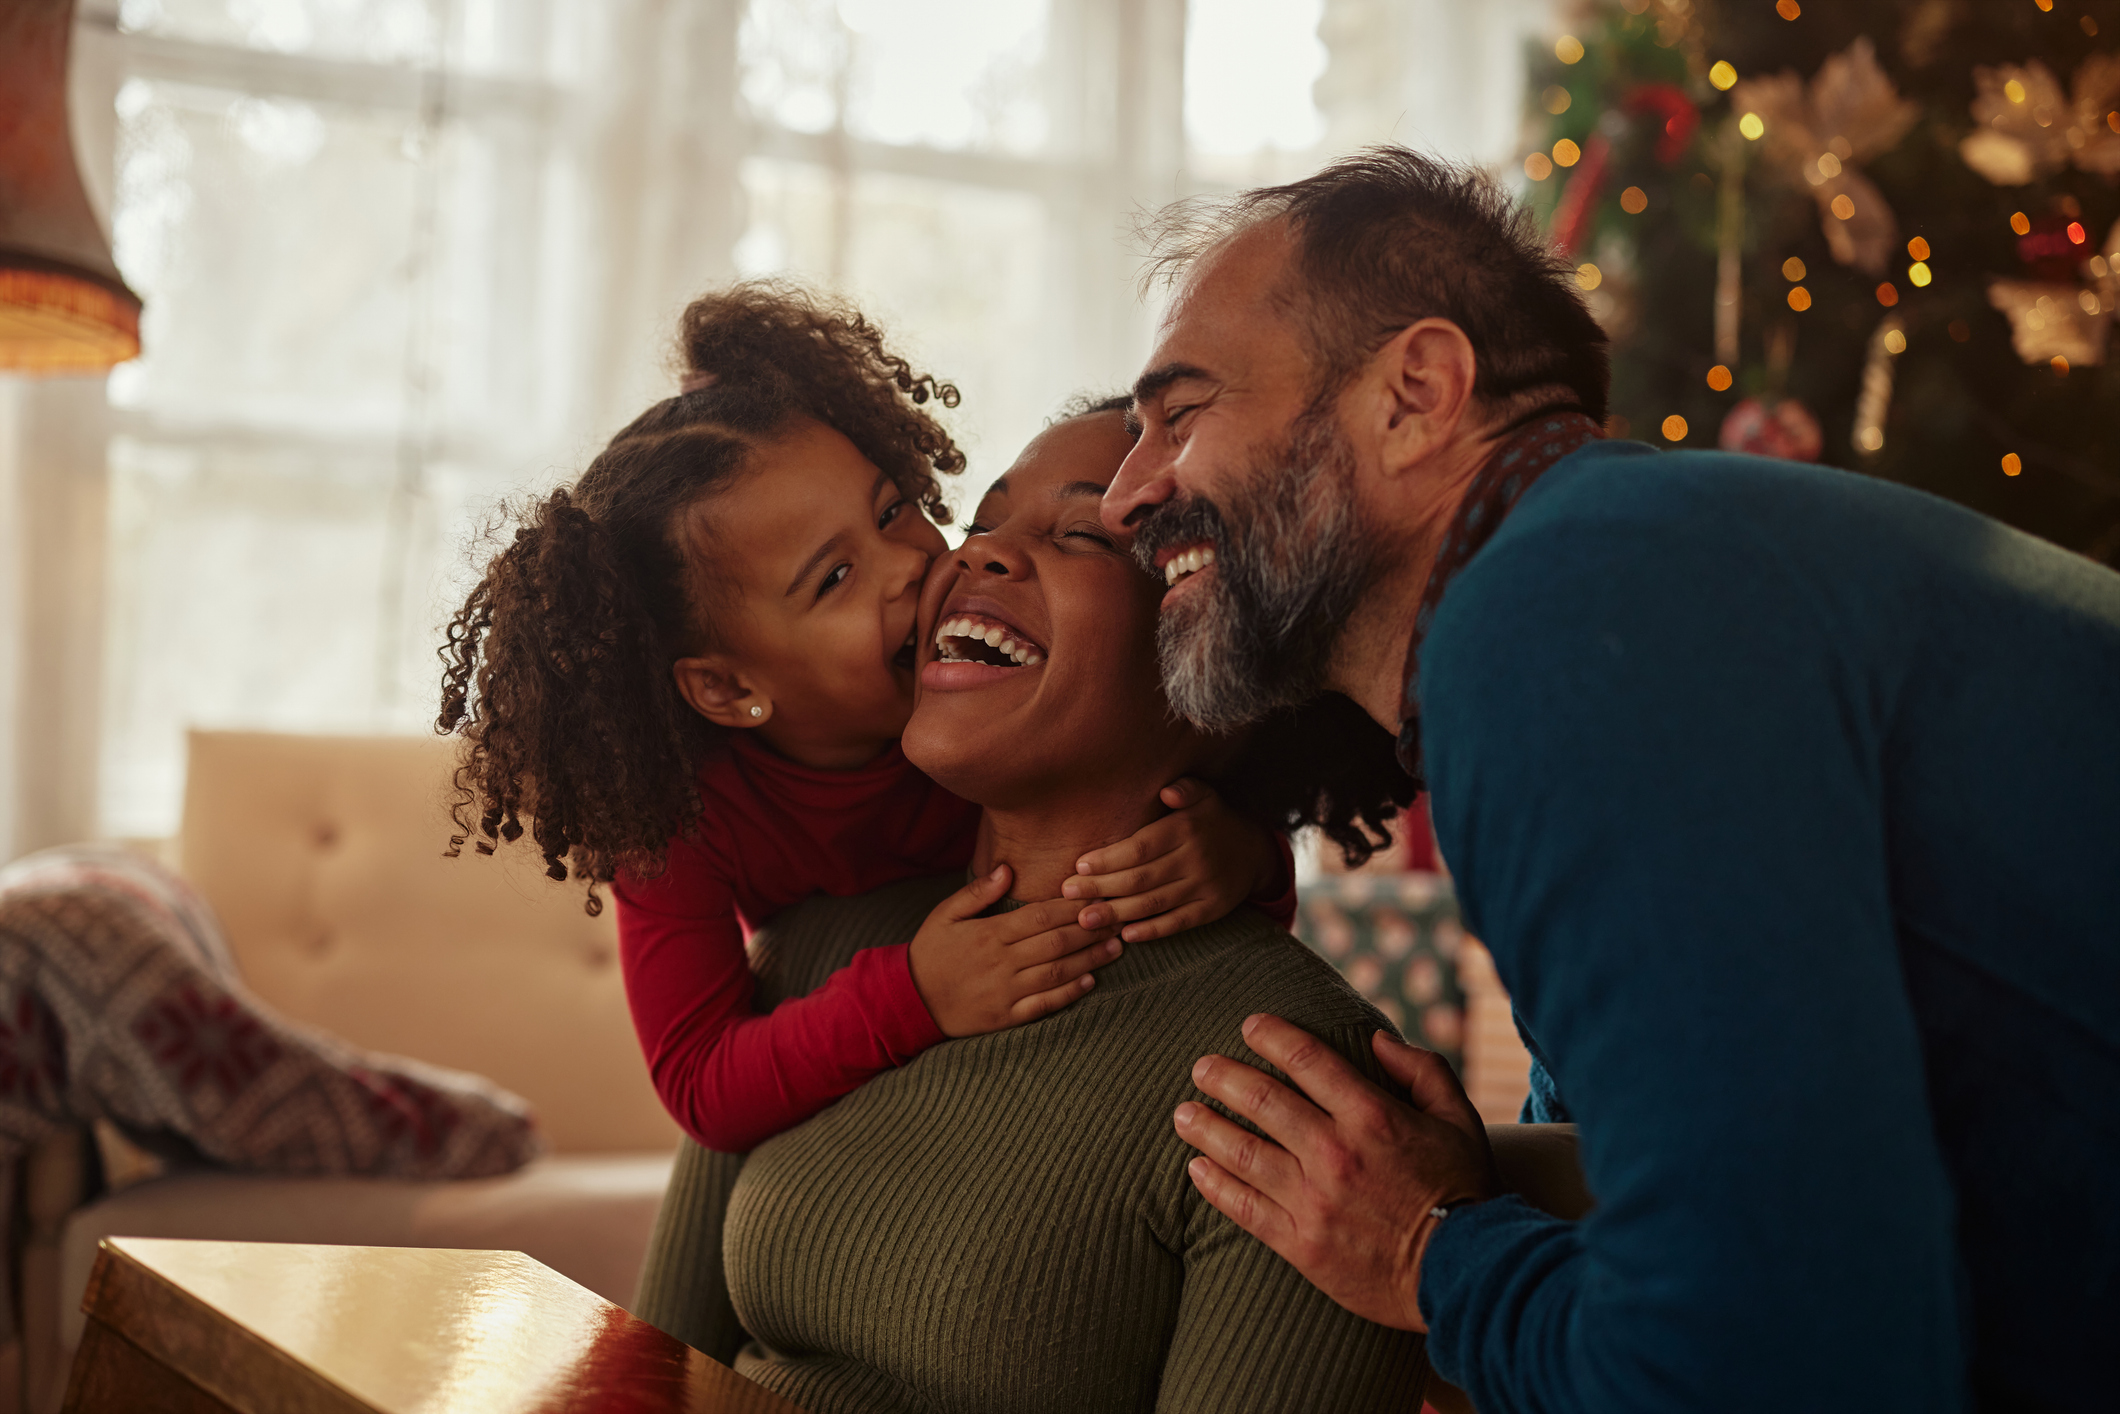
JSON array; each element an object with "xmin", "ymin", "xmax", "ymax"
[{"xmin": 634, "ymin": 874, "xmax": 1428, "ymax": 1414}]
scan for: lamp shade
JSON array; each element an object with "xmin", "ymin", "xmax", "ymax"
[{"xmin": 0, "ymin": 0, "xmax": 141, "ymax": 373}]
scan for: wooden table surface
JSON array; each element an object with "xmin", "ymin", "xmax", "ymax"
[{"xmin": 63, "ymin": 1236, "xmax": 806, "ymax": 1414}]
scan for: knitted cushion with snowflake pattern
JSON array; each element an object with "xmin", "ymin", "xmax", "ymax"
[{"xmin": 0, "ymin": 844, "xmax": 542, "ymax": 1180}]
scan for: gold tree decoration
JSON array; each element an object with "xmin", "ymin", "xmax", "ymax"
[
  {"xmin": 1986, "ymin": 217, "xmax": 2120, "ymax": 369},
  {"xmin": 1959, "ymin": 56, "xmax": 2120, "ymax": 187},
  {"xmin": 1729, "ymin": 37, "xmax": 1920, "ymax": 276}
]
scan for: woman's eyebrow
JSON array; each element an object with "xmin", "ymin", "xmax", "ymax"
[{"xmin": 1049, "ymin": 481, "xmax": 1112, "ymax": 502}]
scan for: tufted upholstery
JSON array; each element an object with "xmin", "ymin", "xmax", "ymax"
[
  {"xmin": 176, "ymin": 730, "xmax": 677, "ymax": 1154},
  {"xmin": 12, "ymin": 733, "xmax": 685, "ymax": 1414}
]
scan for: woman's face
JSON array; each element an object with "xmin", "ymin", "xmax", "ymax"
[{"xmin": 904, "ymin": 411, "xmax": 1204, "ymax": 808}]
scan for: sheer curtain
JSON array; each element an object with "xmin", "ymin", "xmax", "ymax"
[{"xmin": 0, "ymin": 0, "xmax": 1550, "ymax": 852}]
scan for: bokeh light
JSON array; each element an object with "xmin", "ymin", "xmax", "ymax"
[
  {"xmin": 1553, "ymin": 138, "xmax": 1582, "ymax": 167},
  {"xmin": 1706, "ymin": 364, "xmax": 1732, "ymax": 391},
  {"xmin": 1787, "ymin": 286, "xmax": 1812, "ymax": 311},
  {"xmin": 1662, "ymin": 414, "xmax": 1688, "ymax": 441},
  {"xmin": 1709, "ymin": 61, "xmax": 1737, "ymax": 90},
  {"xmin": 1782, "ymin": 256, "xmax": 1806, "ymax": 281},
  {"xmin": 1739, "ymin": 112, "xmax": 1765, "ymax": 141},
  {"xmin": 1620, "ymin": 185, "xmax": 1647, "ymax": 213}
]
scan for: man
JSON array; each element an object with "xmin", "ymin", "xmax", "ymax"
[{"xmin": 1101, "ymin": 147, "xmax": 2119, "ymax": 1412}]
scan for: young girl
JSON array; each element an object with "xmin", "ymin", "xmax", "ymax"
[{"xmin": 437, "ymin": 282, "xmax": 1293, "ymax": 1153}]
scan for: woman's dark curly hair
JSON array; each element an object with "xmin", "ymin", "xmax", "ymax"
[{"xmin": 436, "ymin": 281, "xmax": 965, "ymax": 910}]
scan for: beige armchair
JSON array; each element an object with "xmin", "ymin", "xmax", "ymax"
[{"xmin": 15, "ymin": 731, "xmax": 680, "ymax": 1412}]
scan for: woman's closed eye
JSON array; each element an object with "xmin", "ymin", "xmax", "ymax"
[
  {"xmin": 818, "ymin": 563, "xmax": 851, "ymax": 596},
  {"xmin": 1060, "ymin": 523, "xmax": 1116, "ymax": 551}
]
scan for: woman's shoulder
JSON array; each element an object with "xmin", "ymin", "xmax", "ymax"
[{"xmin": 1129, "ymin": 908, "xmax": 1398, "ymax": 1053}]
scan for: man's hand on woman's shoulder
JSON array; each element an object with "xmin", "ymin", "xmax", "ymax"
[{"xmin": 1173, "ymin": 1014, "xmax": 1501, "ymax": 1332}]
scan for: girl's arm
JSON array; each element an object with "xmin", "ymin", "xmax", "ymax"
[
  {"xmin": 620, "ymin": 859, "xmax": 1119, "ymax": 1153},
  {"xmin": 618, "ymin": 863, "xmax": 942, "ymax": 1153},
  {"xmin": 1064, "ymin": 778, "xmax": 1299, "ymax": 941}
]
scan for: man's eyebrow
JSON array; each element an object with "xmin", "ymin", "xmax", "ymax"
[
  {"xmin": 785, "ymin": 531, "xmax": 847, "ymax": 597},
  {"xmin": 1131, "ymin": 361, "xmax": 1213, "ymax": 405},
  {"xmin": 1050, "ymin": 480, "xmax": 1112, "ymax": 502}
]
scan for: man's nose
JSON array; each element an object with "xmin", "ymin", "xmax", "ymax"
[{"xmin": 1101, "ymin": 438, "xmax": 1177, "ymax": 536}]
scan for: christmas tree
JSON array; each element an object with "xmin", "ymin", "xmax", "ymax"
[{"xmin": 1520, "ymin": 0, "xmax": 2120, "ymax": 567}]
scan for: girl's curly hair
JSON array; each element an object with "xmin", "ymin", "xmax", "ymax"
[{"xmin": 436, "ymin": 281, "xmax": 965, "ymax": 911}]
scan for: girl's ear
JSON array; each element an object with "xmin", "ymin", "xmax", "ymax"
[{"xmin": 673, "ymin": 656, "xmax": 772, "ymax": 729}]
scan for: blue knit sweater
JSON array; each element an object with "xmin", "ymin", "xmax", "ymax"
[{"xmin": 1415, "ymin": 440, "xmax": 2120, "ymax": 1413}]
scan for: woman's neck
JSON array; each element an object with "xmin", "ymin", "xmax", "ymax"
[{"xmin": 972, "ymin": 789, "xmax": 1165, "ymax": 904}]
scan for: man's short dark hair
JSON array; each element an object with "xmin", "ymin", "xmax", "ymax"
[{"xmin": 1141, "ymin": 146, "xmax": 1610, "ymax": 424}]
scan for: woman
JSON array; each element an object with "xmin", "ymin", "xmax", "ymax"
[{"xmin": 634, "ymin": 402, "xmax": 1425, "ymax": 1413}]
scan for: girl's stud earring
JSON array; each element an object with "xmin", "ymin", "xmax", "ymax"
[{"xmin": 749, "ymin": 705, "xmax": 764, "ymax": 718}]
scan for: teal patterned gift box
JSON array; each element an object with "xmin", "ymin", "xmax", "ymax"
[{"xmin": 1293, "ymin": 872, "xmax": 1468, "ymax": 1077}]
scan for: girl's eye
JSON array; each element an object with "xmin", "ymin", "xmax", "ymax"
[
  {"xmin": 1061, "ymin": 527, "xmax": 1115, "ymax": 549},
  {"xmin": 964, "ymin": 522, "xmax": 991, "ymax": 537},
  {"xmin": 818, "ymin": 564, "xmax": 850, "ymax": 597},
  {"xmin": 879, "ymin": 499, "xmax": 907, "ymax": 528}
]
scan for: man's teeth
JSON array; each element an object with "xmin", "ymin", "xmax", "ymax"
[
  {"xmin": 1163, "ymin": 545, "xmax": 1217, "ymax": 587},
  {"xmin": 932, "ymin": 616, "xmax": 1044, "ymax": 666}
]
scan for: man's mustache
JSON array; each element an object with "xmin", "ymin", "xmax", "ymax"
[{"xmin": 1131, "ymin": 494, "xmax": 1232, "ymax": 579}]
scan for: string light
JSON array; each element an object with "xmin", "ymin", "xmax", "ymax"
[
  {"xmin": 2001, "ymin": 453, "xmax": 2022, "ymax": 476},
  {"xmin": 1739, "ymin": 112, "xmax": 1765, "ymax": 140},
  {"xmin": 1830, "ymin": 193, "xmax": 1856, "ymax": 220},
  {"xmin": 1524, "ymin": 152, "xmax": 1554, "ymax": 180},
  {"xmin": 1556, "ymin": 35, "xmax": 1585, "ymax": 64},
  {"xmin": 1884, "ymin": 328, "xmax": 1906, "ymax": 354},
  {"xmin": 1788, "ymin": 286, "xmax": 1812, "ymax": 311},
  {"xmin": 1621, "ymin": 185, "xmax": 1648, "ymax": 214},
  {"xmin": 1543, "ymin": 86, "xmax": 1572, "ymax": 115},
  {"xmin": 2005, "ymin": 78, "xmax": 2028, "ymax": 104},
  {"xmin": 1776, "ymin": 0, "xmax": 1800, "ymax": 18},
  {"xmin": 2051, "ymin": 355, "xmax": 2070, "ymax": 375},
  {"xmin": 2109, "ymin": 112, "xmax": 2120, "ymax": 134},
  {"xmin": 2079, "ymin": 289, "xmax": 2101, "ymax": 315},
  {"xmin": 2010, "ymin": 211, "xmax": 2032, "ymax": 235},
  {"xmin": 1554, "ymin": 139, "xmax": 1582, "ymax": 167},
  {"xmin": 1709, "ymin": 61, "xmax": 1737, "ymax": 91},
  {"xmin": 1908, "ymin": 261, "xmax": 1932, "ymax": 287},
  {"xmin": 2032, "ymin": 0, "xmax": 2053, "ymax": 12},
  {"xmin": 1706, "ymin": 365, "xmax": 1733, "ymax": 391},
  {"xmin": 1576, "ymin": 263, "xmax": 1603, "ymax": 290},
  {"xmin": 1782, "ymin": 256, "xmax": 1807, "ymax": 281},
  {"xmin": 1662, "ymin": 415, "xmax": 1689, "ymax": 441},
  {"xmin": 1907, "ymin": 237, "xmax": 1930, "ymax": 260},
  {"xmin": 1877, "ymin": 283, "xmax": 1899, "ymax": 306},
  {"xmin": 2067, "ymin": 221, "xmax": 2087, "ymax": 244}
]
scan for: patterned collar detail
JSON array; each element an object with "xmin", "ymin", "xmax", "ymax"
[{"xmin": 1394, "ymin": 412, "xmax": 1605, "ymax": 783}]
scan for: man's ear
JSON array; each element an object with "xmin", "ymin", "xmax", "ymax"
[
  {"xmin": 1366, "ymin": 318, "xmax": 1482, "ymax": 479},
  {"xmin": 673, "ymin": 656, "xmax": 771, "ymax": 729}
]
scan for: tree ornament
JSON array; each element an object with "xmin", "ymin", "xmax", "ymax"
[
  {"xmin": 1718, "ymin": 397, "xmax": 1824, "ymax": 462},
  {"xmin": 1986, "ymin": 218, "xmax": 2120, "ymax": 367},
  {"xmin": 1958, "ymin": 56, "xmax": 2120, "ymax": 186},
  {"xmin": 1728, "ymin": 38, "xmax": 1920, "ymax": 275}
]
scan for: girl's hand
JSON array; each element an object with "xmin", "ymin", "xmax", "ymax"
[
  {"xmin": 1063, "ymin": 778, "xmax": 1280, "ymax": 943},
  {"xmin": 907, "ymin": 865, "xmax": 1123, "ymax": 1037}
]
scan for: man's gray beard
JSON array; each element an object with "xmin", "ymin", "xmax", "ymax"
[{"xmin": 1137, "ymin": 413, "xmax": 1378, "ymax": 733}]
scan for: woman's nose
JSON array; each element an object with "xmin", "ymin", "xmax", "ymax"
[{"xmin": 956, "ymin": 533, "xmax": 1028, "ymax": 579}]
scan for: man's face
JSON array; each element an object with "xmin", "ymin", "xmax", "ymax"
[{"xmin": 1102, "ymin": 223, "xmax": 1385, "ymax": 731}]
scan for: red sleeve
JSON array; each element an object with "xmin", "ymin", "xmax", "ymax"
[
  {"xmin": 615, "ymin": 857, "xmax": 946, "ymax": 1153},
  {"xmin": 1250, "ymin": 832, "xmax": 1300, "ymax": 930}
]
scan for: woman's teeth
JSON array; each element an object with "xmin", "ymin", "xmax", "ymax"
[
  {"xmin": 1163, "ymin": 545, "xmax": 1217, "ymax": 587},
  {"xmin": 934, "ymin": 615, "xmax": 1044, "ymax": 667}
]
